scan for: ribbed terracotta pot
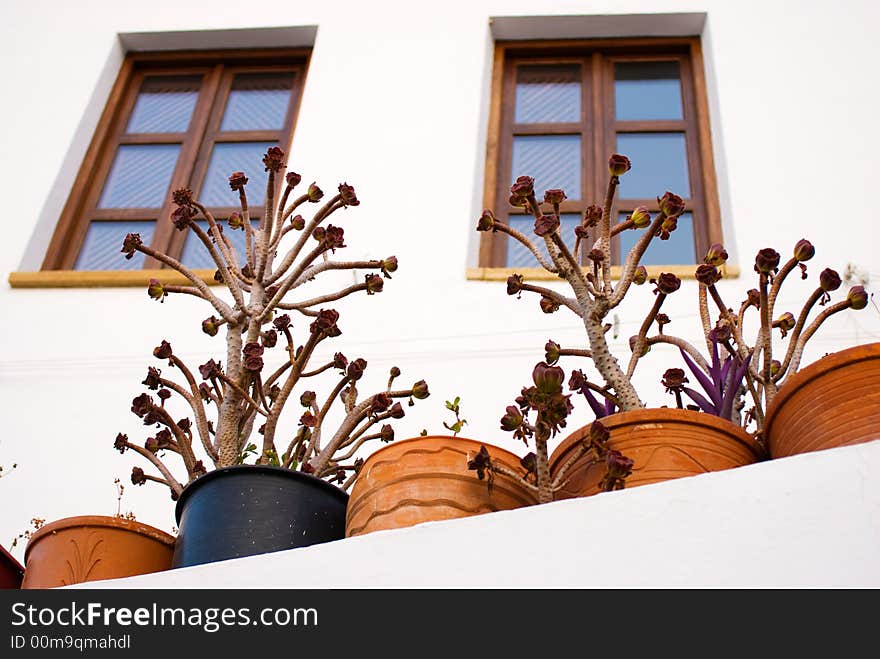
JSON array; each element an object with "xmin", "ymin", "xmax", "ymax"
[
  {"xmin": 21, "ymin": 516, "xmax": 175, "ymax": 589},
  {"xmin": 345, "ymin": 436, "xmax": 538, "ymax": 537},
  {"xmin": 765, "ymin": 342, "xmax": 880, "ymax": 459},
  {"xmin": 0, "ymin": 545, "xmax": 24, "ymax": 589},
  {"xmin": 550, "ymin": 408, "xmax": 766, "ymax": 500}
]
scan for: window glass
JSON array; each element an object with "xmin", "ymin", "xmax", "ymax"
[
  {"xmin": 618, "ymin": 211, "xmax": 694, "ymax": 264},
  {"xmin": 220, "ymin": 73, "xmax": 295, "ymax": 131},
  {"xmin": 97, "ymin": 144, "xmax": 181, "ymax": 209},
  {"xmin": 74, "ymin": 220, "xmax": 156, "ymax": 270},
  {"xmin": 126, "ymin": 76, "xmax": 201, "ymax": 133},
  {"xmin": 614, "ymin": 62, "xmax": 682, "ymax": 121},
  {"xmin": 511, "ymin": 135, "xmax": 582, "ymax": 201},
  {"xmin": 506, "ymin": 213, "xmax": 581, "ymax": 268},
  {"xmin": 616, "ymin": 133, "xmax": 690, "ymax": 199},
  {"xmin": 199, "ymin": 142, "xmax": 277, "ymax": 206},
  {"xmin": 515, "ymin": 65, "xmax": 581, "ymax": 124}
]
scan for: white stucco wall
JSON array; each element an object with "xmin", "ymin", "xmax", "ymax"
[{"xmin": 1, "ymin": 0, "xmax": 879, "ymax": 570}]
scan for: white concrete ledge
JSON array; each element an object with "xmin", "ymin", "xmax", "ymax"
[{"xmin": 73, "ymin": 440, "xmax": 880, "ymax": 589}]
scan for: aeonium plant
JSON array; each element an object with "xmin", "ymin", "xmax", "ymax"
[
  {"xmin": 467, "ymin": 361, "xmax": 633, "ymax": 504},
  {"xmin": 476, "ymin": 153, "xmax": 691, "ymax": 417},
  {"xmin": 114, "ymin": 146, "xmax": 429, "ymax": 498},
  {"xmin": 658, "ymin": 239, "xmax": 869, "ymax": 437}
]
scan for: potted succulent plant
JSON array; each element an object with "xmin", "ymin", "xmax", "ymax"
[
  {"xmin": 345, "ymin": 397, "xmax": 538, "ymax": 537},
  {"xmin": 475, "ymin": 154, "xmax": 869, "ymax": 500},
  {"xmin": 116, "ymin": 146, "xmax": 429, "ymax": 568}
]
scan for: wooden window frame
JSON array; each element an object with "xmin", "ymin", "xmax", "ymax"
[
  {"xmin": 478, "ymin": 37, "xmax": 721, "ymax": 274},
  {"xmin": 41, "ymin": 47, "xmax": 311, "ymax": 272}
]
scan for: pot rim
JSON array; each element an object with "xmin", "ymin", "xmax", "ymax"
[
  {"xmin": 550, "ymin": 406, "xmax": 765, "ymax": 466},
  {"xmin": 24, "ymin": 515, "xmax": 176, "ymax": 562},
  {"xmin": 357, "ymin": 434, "xmax": 528, "ymax": 465},
  {"xmin": 764, "ymin": 341, "xmax": 880, "ymax": 437},
  {"xmin": 174, "ymin": 464, "xmax": 348, "ymax": 524}
]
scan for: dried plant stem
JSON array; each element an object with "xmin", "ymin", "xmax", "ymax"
[
  {"xmin": 785, "ymin": 299, "xmax": 852, "ymax": 378},
  {"xmin": 773, "ymin": 287, "xmax": 823, "ymax": 382},
  {"xmin": 265, "ymin": 195, "xmax": 343, "ymax": 286},
  {"xmin": 489, "ymin": 223, "xmax": 559, "ymax": 273},
  {"xmin": 626, "ymin": 293, "xmax": 667, "ymax": 378},
  {"xmin": 608, "ymin": 212, "xmax": 666, "ymax": 309}
]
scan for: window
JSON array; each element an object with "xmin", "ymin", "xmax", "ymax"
[
  {"xmin": 478, "ymin": 38, "xmax": 720, "ymax": 272},
  {"xmin": 42, "ymin": 48, "xmax": 310, "ymax": 272}
]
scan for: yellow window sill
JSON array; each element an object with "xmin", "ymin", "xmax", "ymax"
[
  {"xmin": 466, "ymin": 264, "xmax": 740, "ymax": 282},
  {"xmin": 8, "ymin": 270, "xmax": 221, "ymax": 289}
]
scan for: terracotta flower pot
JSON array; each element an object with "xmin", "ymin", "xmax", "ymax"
[
  {"xmin": 21, "ymin": 516, "xmax": 175, "ymax": 589},
  {"xmin": 765, "ymin": 342, "xmax": 880, "ymax": 459},
  {"xmin": 549, "ymin": 408, "xmax": 766, "ymax": 500},
  {"xmin": 345, "ymin": 435, "xmax": 538, "ymax": 537},
  {"xmin": 0, "ymin": 545, "xmax": 24, "ymax": 589}
]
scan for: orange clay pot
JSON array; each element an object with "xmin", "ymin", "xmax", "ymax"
[
  {"xmin": 345, "ymin": 436, "xmax": 538, "ymax": 537},
  {"xmin": 0, "ymin": 545, "xmax": 24, "ymax": 589},
  {"xmin": 764, "ymin": 342, "xmax": 880, "ymax": 459},
  {"xmin": 549, "ymin": 408, "xmax": 766, "ymax": 501},
  {"xmin": 21, "ymin": 516, "xmax": 175, "ymax": 589}
]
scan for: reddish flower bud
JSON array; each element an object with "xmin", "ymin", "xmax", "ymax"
[
  {"xmin": 630, "ymin": 206, "xmax": 651, "ymax": 228},
  {"xmin": 228, "ymin": 171, "xmax": 248, "ymax": 191},
  {"xmin": 544, "ymin": 189, "xmax": 567, "ymax": 205},
  {"xmin": 604, "ymin": 449, "xmax": 634, "ymax": 481},
  {"xmin": 142, "ymin": 367, "xmax": 162, "ymax": 390},
  {"xmin": 172, "ymin": 187, "xmax": 194, "ymax": 206},
  {"xmin": 153, "ymin": 340, "xmax": 173, "ymax": 360},
  {"xmin": 545, "ymin": 340, "xmax": 561, "ymax": 365},
  {"xmin": 651, "ymin": 272, "xmax": 681, "ymax": 295},
  {"xmin": 227, "ymin": 211, "xmax": 243, "ymax": 230},
  {"xmin": 509, "ymin": 175, "xmax": 535, "ymax": 200},
  {"xmin": 243, "ymin": 342, "xmax": 264, "ymax": 357},
  {"xmin": 347, "ymin": 357, "xmax": 367, "ymax": 381},
  {"xmin": 311, "ymin": 309, "xmax": 341, "ymax": 336},
  {"xmin": 381, "ymin": 256, "xmax": 398, "ymax": 278},
  {"xmin": 262, "ymin": 146, "xmax": 285, "ymax": 172},
  {"xmin": 769, "ymin": 359, "xmax": 782, "ymax": 377},
  {"xmin": 773, "ymin": 312, "xmax": 796, "ymax": 337},
  {"xmin": 145, "ymin": 436, "xmax": 159, "ymax": 453},
  {"xmin": 307, "ymin": 182, "xmax": 323, "ymax": 202},
  {"xmin": 534, "ymin": 214, "xmax": 560, "ymax": 237},
  {"xmin": 657, "ymin": 191, "xmax": 685, "ymax": 218},
  {"xmin": 794, "ymin": 239, "xmax": 815, "ymax": 262},
  {"xmin": 608, "ymin": 153, "xmax": 631, "ymax": 177},
  {"xmin": 285, "ymin": 171, "xmax": 301, "ymax": 188},
  {"xmin": 290, "ymin": 214, "xmax": 305, "ymax": 230},
  {"xmin": 848, "ymin": 285, "xmax": 869, "ymax": 310},
  {"xmin": 412, "ymin": 380, "xmax": 430, "ymax": 400},
  {"xmin": 746, "ymin": 288, "xmax": 761, "ymax": 308},
  {"xmin": 389, "ymin": 402, "xmax": 405, "ymax": 419},
  {"xmin": 171, "ymin": 205, "xmax": 195, "ymax": 230},
  {"xmin": 157, "ymin": 388, "xmax": 171, "ymax": 403},
  {"xmin": 532, "ymin": 362, "xmax": 565, "ymax": 395},
  {"xmin": 202, "ymin": 316, "xmax": 220, "ymax": 337},
  {"xmin": 199, "ymin": 359, "xmax": 221, "ymax": 380},
  {"xmin": 633, "ymin": 265, "xmax": 648, "ymax": 285},
  {"xmin": 114, "ymin": 433, "xmax": 128, "ymax": 454},
  {"xmin": 273, "ymin": 314, "xmax": 292, "ymax": 331},
  {"xmin": 695, "ymin": 264, "xmax": 721, "ymax": 286},
  {"xmin": 583, "ymin": 204, "xmax": 603, "ymax": 227},
  {"xmin": 819, "ymin": 268, "xmax": 842, "ymax": 292},
  {"xmin": 131, "ymin": 393, "xmax": 154, "ymax": 418},
  {"xmin": 754, "ymin": 248, "xmax": 781, "ymax": 275},
  {"xmin": 300, "ymin": 412, "xmax": 317, "ymax": 428},
  {"xmin": 507, "ymin": 274, "xmax": 524, "ymax": 296},
  {"xmin": 261, "ymin": 330, "xmax": 278, "ymax": 348},
  {"xmin": 662, "ymin": 368, "xmax": 688, "ymax": 392},
  {"xmin": 539, "ymin": 295, "xmax": 560, "ymax": 314},
  {"xmin": 705, "ymin": 243, "xmax": 728, "ymax": 266},
  {"xmin": 333, "ymin": 352, "xmax": 349, "ymax": 371},
  {"xmin": 131, "ymin": 467, "xmax": 147, "ymax": 486},
  {"xmin": 500, "ymin": 405, "xmax": 523, "ymax": 432},
  {"xmin": 589, "ymin": 420, "xmax": 611, "ymax": 447},
  {"xmin": 147, "ymin": 278, "xmax": 166, "ymax": 302},
  {"xmin": 588, "ymin": 248, "xmax": 604, "ymax": 264},
  {"xmin": 338, "ymin": 182, "xmax": 359, "ymax": 207},
  {"xmin": 476, "ymin": 209, "xmax": 496, "ymax": 232},
  {"xmin": 380, "ymin": 424, "xmax": 395, "ymax": 443},
  {"xmin": 365, "ymin": 273, "xmax": 384, "ymax": 295},
  {"xmin": 121, "ymin": 233, "xmax": 143, "ymax": 260}
]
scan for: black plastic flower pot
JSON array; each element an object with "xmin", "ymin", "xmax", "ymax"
[{"xmin": 172, "ymin": 465, "xmax": 349, "ymax": 569}]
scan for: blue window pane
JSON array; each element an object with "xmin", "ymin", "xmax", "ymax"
[
  {"xmin": 74, "ymin": 221, "xmax": 156, "ymax": 270},
  {"xmin": 181, "ymin": 220, "xmax": 249, "ymax": 270},
  {"xmin": 220, "ymin": 73, "xmax": 295, "ymax": 131},
  {"xmin": 198, "ymin": 142, "xmax": 276, "ymax": 207},
  {"xmin": 515, "ymin": 65, "xmax": 581, "ymax": 124},
  {"xmin": 507, "ymin": 213, "xmax": 580, "ymax": 268},
  {"xmin": 511, "ymin": 135, "xmax": 581, "ymax": 200},
  {"xmin": 97, "ymin": 144, "xmax": 181, "ymax": 208},
  {"xmin": 126, "ymin": 76, "xmax": 201, "ymax": 133},
  {"xmin": 618, "ymin": 212, "xmax": 695, "ymax": 265},
  {"xmin": 614, "ymin": 62, "xmax": 683, "ymax": 121},
  {"xmin": 616, "ymin": 133, "xmax": 690, "ymax": 199}
]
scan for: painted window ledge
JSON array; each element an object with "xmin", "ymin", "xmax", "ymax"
[{"xmin": 71, "ymin": 440, "xmax": 880, "ymax": 589}]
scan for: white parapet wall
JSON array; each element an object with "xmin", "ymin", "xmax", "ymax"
[{"xmin": 74, "ymin": 440, "xmax": 880, "ymax": 589}]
